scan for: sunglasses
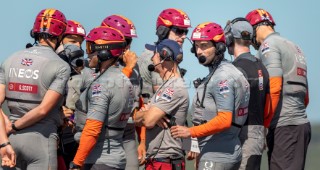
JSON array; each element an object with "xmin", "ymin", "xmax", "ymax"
[
  {"xmin": 86, "ymin": 41, "xmax": 126, "ymax": 57},
  {"xmin": 171, "ymin": 26, "xmax": 189, "ymax": 36}
]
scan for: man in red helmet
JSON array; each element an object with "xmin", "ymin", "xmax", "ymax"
[
  {"xmin": 0, "ymin": 8, "xmax": 70, "ymax": 169},
  {"xmin": 70, "ymin": 26, "xmax": 135, "ymax": 170},
  {"xmin": 101, "ymin": 15, "xmax": 146, "ymax": 169},
  {"xmin": 55, "ymin": 20, "xmax": 95, "ymax": 169},
  {"xmin": 245, "ymin": 9, "xmax": 311, "ymax": 170},
  {"xmin": 137, "ymin": 8, "xmax": 192, "ymax": 166},
  {"xmin": 170, "ymin": 22, "xmax": 250, "ymax": 170},
  {"xmin": 138, "ymin": 8, "xmax": 191, "ymax": 105},
  {"xmin": 57, "ymin": 20, "xmax": 86, "ymax": 52}
]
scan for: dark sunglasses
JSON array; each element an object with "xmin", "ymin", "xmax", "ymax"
[{"xmin": 171, "ymin": 26, "xmax": 189, "ymax": 35}]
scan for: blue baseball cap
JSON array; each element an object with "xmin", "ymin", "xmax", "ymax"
[{"xmin": 145, "ymin": 39, "xmax": 183, "ymax": 61}]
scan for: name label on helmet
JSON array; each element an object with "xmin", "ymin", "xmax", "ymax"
[
  {"xmin": 91, "ymin": 42, "xmax": 126, "ymax": 52},
  {"xmin": 77, "ymin": 27, "xmax": 85, "ymax": 35},
  {"xmin": 130, "ymin": 29, "xmax": 137, "ymax": 36},
  {"xmin": 184, "ymin": 19, "xmax": 191, "ymax": 26},
  {"xmin": 192, "ymin": 32, "xmax": 201, "ymax": 39},
  {"xmin": 9, "ymin": 68, "xmax": 39, "ymax": 80}
]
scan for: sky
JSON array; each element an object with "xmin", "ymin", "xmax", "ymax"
[{"xmin": 0, "ymin": 0, "xmax": 319, "ymax": 123}]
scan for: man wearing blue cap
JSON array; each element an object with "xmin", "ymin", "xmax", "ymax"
[
  {"xmin": 134, "ymin": 39, "xmax": 189, "ymax": 170},
  {"xmin": 224, "ymin": 18, "xmax": 270, "ymax": 170}
]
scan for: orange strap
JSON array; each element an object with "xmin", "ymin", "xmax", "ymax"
[
  {"xmin": 122, "ymin": 67, "xmax": 133, "ymax": 78},
  {"xmin": 264, "ymin": 93, "xmax": 272, "ymax": 128},
  {"xmin": 190, "ymin": 111, "xmax": 232, "ymax": 138},
  {"xmin": 264, "ymin": 77, "xmax": 282, "ymax": 128},
  {"xmin": 305, "ymin": 90, "xmax": 309, "ymax": 107},
  {"xmin": 139, "ymin": 96, "xmax": 144, "ymax": 108},
  {"xmin": 73, "ymin": 119, "xmax": 103, "ymax": 166}
]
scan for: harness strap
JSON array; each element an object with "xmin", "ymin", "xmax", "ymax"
[{"xmin": 6, "ymin": 97, "xmax": 41, "ymax": 104}]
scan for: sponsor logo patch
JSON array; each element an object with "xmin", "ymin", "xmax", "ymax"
[
  {"xmin": 218, "ymin": 80, "xmax": 229, "ymax": 94},
  {"xmin": 119, "ymin": 113, "xmax": 130, "ymax": 121},
  {"xmin": 261, "ymin": 42, "xmax": 270, "ymax": 54},
  {"xmin": 258, "ymin": 70, "xmax": 264, "ymax": 90},
  {"xmin": 9, "ymin": 68, "xmax": 39, "ymax": 80},
  {"xmin": 238, "ymin": 107, "xmax": 248, "ymax": 116},
  {"xmin": 161, "ymin": 88, "xmax": 175, "ymax": 102},
  {"xmin": 297, "ymin": 67, "xmax": 307, "ymax": 77},
  {"xmin": 92, "ymin": 84, "xmax": 101, "ymax": 97}
]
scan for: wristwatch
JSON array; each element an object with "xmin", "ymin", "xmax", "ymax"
[
  {"xmin": 0, "ymin": 141, "xmax": 11, "ymax": 149},
  {"xmin": 69, "ymin": 161, "xmax": 81, "ymax": 169},
  {"xmin": 11, "ymin": 123, "xmax": 20, "ymax": 131}
]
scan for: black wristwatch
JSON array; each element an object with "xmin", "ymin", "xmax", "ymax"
[
  {"xmin": 11, "ymin": 123, "xmax": 20, "ymax": 131},
  {"xmin": 69, "ymin": 161, "xmax": 81, "ymax": 169},
  {"xmin": 0, "ymin": 141, "xmax": 11, "ymax": 149}
]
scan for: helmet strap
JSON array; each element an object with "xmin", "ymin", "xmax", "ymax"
[{"xmin": 42, "ymin": 35, "xmax": 61, "ymax": 52}]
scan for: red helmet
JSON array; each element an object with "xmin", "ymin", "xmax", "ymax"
[
  {"xmin": 191, "ymin": 22, "xmax": 226, "ymax": 44},
  {"xmin": 245, "ymin": 9, "xmax": 275, "ymax": 26},
  {"xmin": 85, "ymin": 26, "xmax": 126, "ymax": 57},
  {"xmin": 156, "ymin": 8, "xmax": 191, "ymax": 28},
  {"xmin": 32, "ymin": 8, "xmax": 67, "ymax": 37},
  {"xmin": 64, "ymin": 20, "xmax": 86, "ymax": 37},
  {"xmin": 101, "ymin": 15, "xmax": 137, "ymax": 38}
]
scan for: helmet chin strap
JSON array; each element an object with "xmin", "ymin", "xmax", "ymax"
[
  {"xmin": 252, "ymin": 26, "xmax": 260, "ymax": 49},
  {"xmin": 252, "ymin": 21, "xmax": 273, "ymax": 49},
  {"xmin": 43, "ymin": 36, "xmax": 61, "ymax": 52}
]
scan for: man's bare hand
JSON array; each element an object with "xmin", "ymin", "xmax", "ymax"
[
  {"xmin": 157, "ymin": 117, "xmax": 170, "ymax": 129},
  {"xmin": 170, "ymin": 125, "xmax": 191, "ymax": 138},
  {"xmin": 5, "ymin": 121, "xmax": 13, "ymax": 135},
  {"xmin": 186, "ymin": 151, "xmax": 198, "ymax": 160},
  {"xmin": 62, "ymin": 106, "xmax": 74, "ymax": 119},
  {"xmin": 1, "ymin": 144, "xmax": 16, "ymax": 168},
  {"xmin": 137, "ymin": 140, "xmax": 147, "ymax": 165},
  {"xmin": 123, "ymin": 49, "xmax": 137, "ymax": 69}
]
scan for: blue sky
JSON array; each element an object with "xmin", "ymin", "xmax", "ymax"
[{"xmin": 0, "ymin": 0, "xmax": 319, "ymax": 123}]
